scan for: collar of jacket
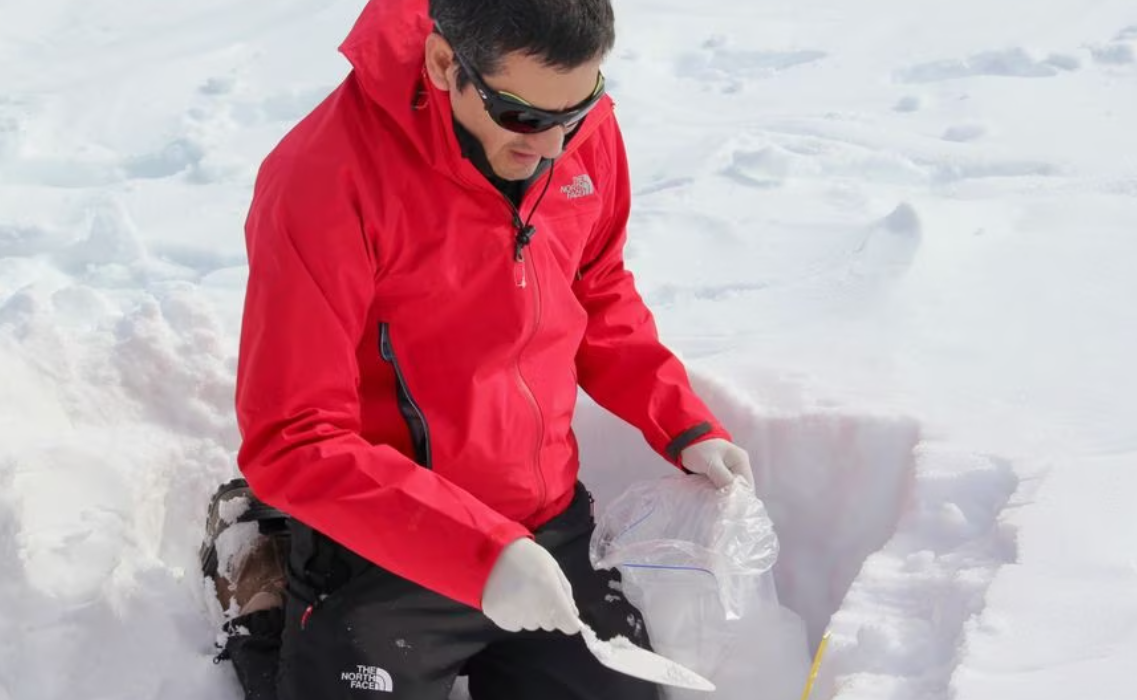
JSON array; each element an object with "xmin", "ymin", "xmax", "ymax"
[
  {"xmin": 452, "ymin": 116, "xmax": 586, "ymax": 207},
  {"xmin": 338, "ymin": 0, "xmax": 614, "ymax": 197},
  {"xmin": 451, "ymin": 117, "xmax": 529, "ymax": 206}
]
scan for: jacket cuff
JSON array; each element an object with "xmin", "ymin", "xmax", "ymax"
[
  {"xmin": 665, "ymin": 422, "xmax": 712, "ymax": 462},
  {"xmin": 469, "ymin": 522, "xmax": 532, "ymax": 610},
  {"xmin": 664, "ymin": 422, "xmax": 732, "ymax": 466}
]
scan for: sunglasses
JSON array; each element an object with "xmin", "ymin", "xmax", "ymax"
[{"xmin": 438, "ymin": 27, "xmax": 606, "ymax": 134}]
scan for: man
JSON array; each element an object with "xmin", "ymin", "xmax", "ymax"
[{"xmin": 200, "ymin": 0, "xmax": 753, "ymax": 698}]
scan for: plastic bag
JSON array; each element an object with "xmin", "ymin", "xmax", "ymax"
[
  {"xmin": 590, "ymin": 474, "xmax": 808, "ymax": 699},
  {"xmin": 590, "ymin": 474, "xmax": 779, "ymax": 620}
]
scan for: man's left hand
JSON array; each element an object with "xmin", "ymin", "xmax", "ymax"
[{"xmin": 680, "ymin": 438, "xmax": 754, "ymax": 490}]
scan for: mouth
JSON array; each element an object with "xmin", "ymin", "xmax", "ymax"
[{"xmin": 509, "ymin": 150, "xmax": 541, "ymax": 167}]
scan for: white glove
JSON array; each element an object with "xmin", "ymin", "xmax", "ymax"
[
  {"xmin": 481, "ymin": 538, "xmax": 582, "ymax": 635},
  {"xmin": 680, "ymin": 438, "xmax": 754, "ymax": 489}
]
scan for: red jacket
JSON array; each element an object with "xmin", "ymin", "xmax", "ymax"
[{"xmin": 235, "ymin": 0, "xmax": 730, "ymax": 609}]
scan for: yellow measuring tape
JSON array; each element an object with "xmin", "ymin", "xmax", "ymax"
[{"xmin": 799, "ymin": 631, "xmax": 831, "ymax": 700}]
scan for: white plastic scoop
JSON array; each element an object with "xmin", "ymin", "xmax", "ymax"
[{"xmin": 578, "ymin": 621, "xmax": 716, "ymax": 692}]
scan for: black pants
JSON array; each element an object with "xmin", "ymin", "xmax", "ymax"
[{"xmin": 222, "ymin": 484, "xmax": 661, "ymax": 700}]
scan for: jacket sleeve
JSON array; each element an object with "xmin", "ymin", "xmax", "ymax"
[
  {"xmin": 235, "ymin": 153, "xmax": 528, "ymax": 610},
  {"xmin": 572, "ymin": 123, "xmax": 732, "ymax": 465}
]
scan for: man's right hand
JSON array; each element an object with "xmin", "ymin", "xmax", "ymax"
[{"xmin": 481, "ymin": 538, "xmax": 582, "ymax": 635}]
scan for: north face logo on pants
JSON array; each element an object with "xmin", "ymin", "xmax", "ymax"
[{"xmin": 341, "ymin": 665, "xmax": 393, "ymax": 692}]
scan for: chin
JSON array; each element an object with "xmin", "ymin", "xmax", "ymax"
[{"xmin": 491, "ymin": 162, "xmax": 535, "ymax": 182}]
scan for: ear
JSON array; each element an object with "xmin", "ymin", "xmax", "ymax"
[{"xmin": 424, "ymin": 33, "xmax": 455, "ymax": 92}]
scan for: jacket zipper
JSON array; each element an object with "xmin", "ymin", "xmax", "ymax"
[
  {"xmin": 504, "ymin": 197, "xmax": 547, "ymax": 512},
  {"xmin": 379, "ymin": 322, "xmax": 433, "ymax": 468}
]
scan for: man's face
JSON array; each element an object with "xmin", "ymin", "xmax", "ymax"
[{"xmin": 426, "ymin": 34, "xmax": 604, "ymax": 182}]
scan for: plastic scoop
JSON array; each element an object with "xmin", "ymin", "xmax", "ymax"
[{"xmin": 578, "ymin": 620, "xmax": 716, "ymax": 692}]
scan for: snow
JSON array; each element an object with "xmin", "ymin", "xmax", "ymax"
[
  {"xmin": 2, "ymin": 0, "xmax": 1135, "ymax": 699},
  {"xmin": 578, "ymin": 621, "xmax": 717, "ymax": 693}
]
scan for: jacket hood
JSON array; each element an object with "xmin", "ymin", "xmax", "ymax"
[{"xmin": 339, "ymin": 0, "xmax": 438, "ymax": 159}]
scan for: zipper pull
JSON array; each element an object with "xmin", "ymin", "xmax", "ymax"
[
  {"xmin": 513, "ymin": 222, "xmax": 536, "ymax": 289},
  {"xmin": 514, "ymin": 224, "xmax": 536, "ymax": 261}
]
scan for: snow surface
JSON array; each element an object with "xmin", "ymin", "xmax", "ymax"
[{"xmin": 2, "ymin": 0, "xmax": 1136, "ymax": 699}]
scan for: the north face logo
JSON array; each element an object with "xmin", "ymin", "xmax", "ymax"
[
  {"xmin": 341, "ymin": 665, "xmax": 393, "ymax": 693},
  {"xmin": 561, "ymin": 174, "xmax": 595, "ymax": 199}
]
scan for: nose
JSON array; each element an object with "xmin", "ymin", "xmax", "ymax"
[{"xmin": 527, "ymin": 126, "xmax": 566, "ymax": 160}]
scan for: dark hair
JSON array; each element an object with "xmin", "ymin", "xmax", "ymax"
[{"xmin": 430, "ymin": 0, "xmax": 615, "ymax": 90}]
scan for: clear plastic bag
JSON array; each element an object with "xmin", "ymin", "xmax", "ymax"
[
  {"xmin": 590, "ymin": 474, "xmax": 780, "ymax": 620},
  {"xmin": 590, "ymin": 474, "xmax": 808, "ymax": 699}
]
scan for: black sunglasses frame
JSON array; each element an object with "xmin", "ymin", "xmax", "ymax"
[{"xmin": 436, "ymin": 27, "xmax": 606, "ymax": 134}]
